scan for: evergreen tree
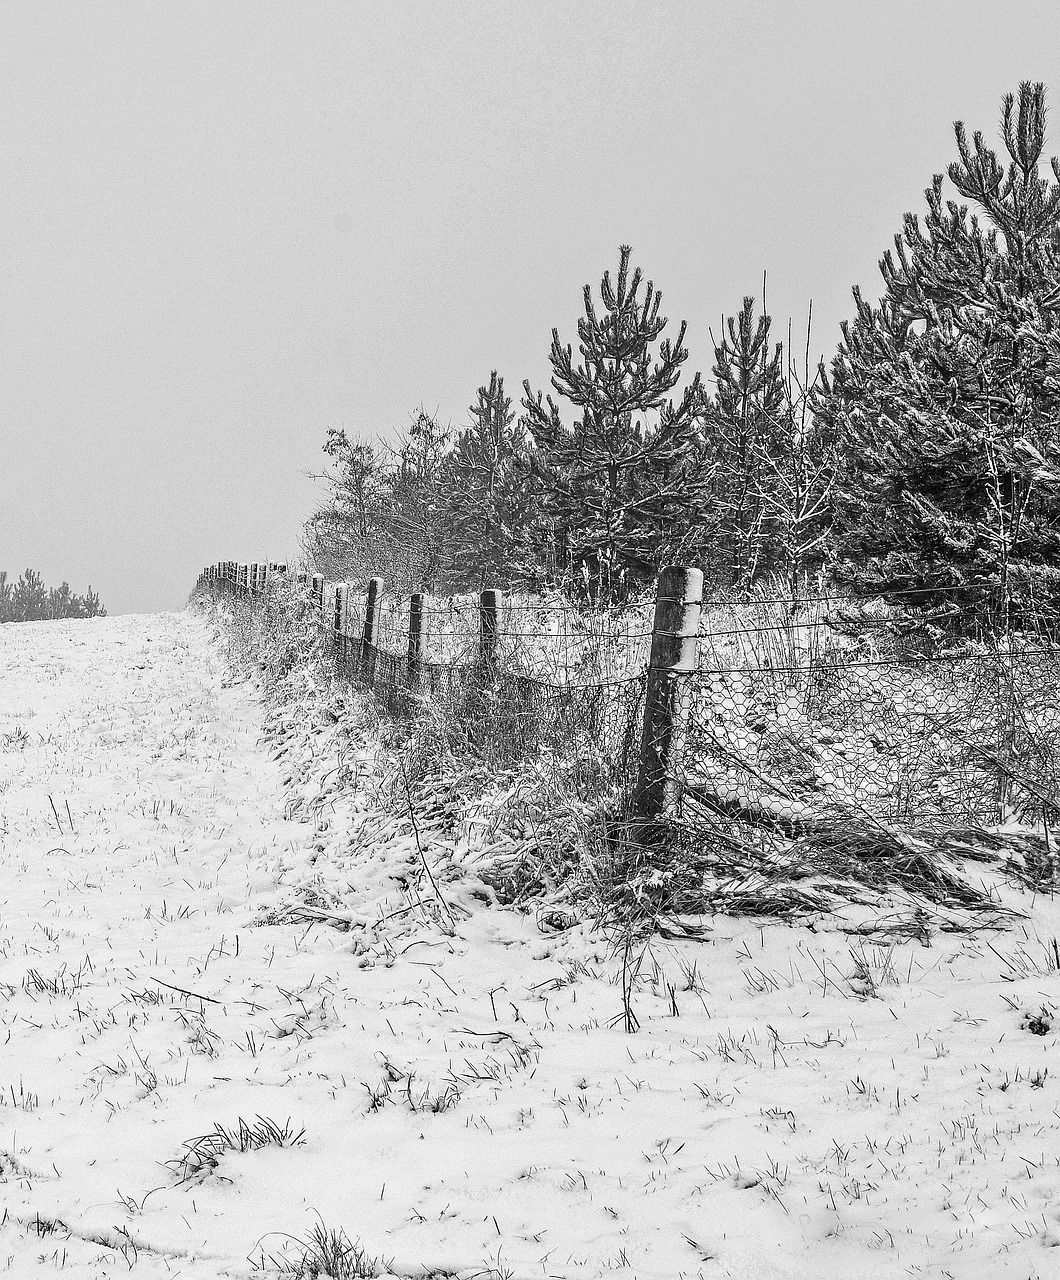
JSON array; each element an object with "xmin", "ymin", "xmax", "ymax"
[
  {"xmin": 818, "ymin": 82, "xmax": 1060, "ymax": 632},
  {"xmin": 0, "ymin": 569, "xmax": 106, "ymax": 622},
  {"xmin": 440, "ymin": 372, "xmax": 534, "ymax": 590},
  {"xmin": 522, "ymin": 245, "xmax": 706, "ymax": 602},
  {"xmin": 698, "ymin": 295, "xmax": 786, "ymax": 587},
  {"xmin": 751, "ymin": 307, "xmax": 836, "ymax": 604}
]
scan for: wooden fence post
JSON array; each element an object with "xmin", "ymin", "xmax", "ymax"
[
  {"xmin": 407, "ymin": 591, "xmax": 426, "ymax": 693},
  {"xmin": 311, "ymin": 574, "xmax": 325, "ymax": 612},
  {"xmin": 361, "ymin": 577, "xmax": 383, "ymax": 683},
  {"xmin": 634, "ymin": 566, "xmax": 703, "ymax": 821},
  {"xmin": 333, "ymin": 584, "xmax": 348, "ymax": 660},
  {"xmin": 479, "ymin": 589, "xmax": 502, "ymax": 675}
]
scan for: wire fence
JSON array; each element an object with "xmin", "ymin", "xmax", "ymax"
[{"xmin": 196, "ymin": 561, "xmax": 1060, "ymax": 862}]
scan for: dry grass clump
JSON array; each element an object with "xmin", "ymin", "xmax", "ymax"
[
  {"xmin": 265, "ymin": 1222, "xmax": 386, "ymax": 1279},
  {"xmin": 168, "ymin": 1115, "xmax": 305, "ymax": 1183}
]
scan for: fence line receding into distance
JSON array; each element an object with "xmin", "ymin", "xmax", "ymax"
[{"xmin": 195, "ymin": 561, "xmax": 1060, "ymax": 847}]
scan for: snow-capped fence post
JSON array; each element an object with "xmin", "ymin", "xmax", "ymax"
[
  {"xmin": 311, "ymin": 574, "xmax": 325, "ymax": 612},
  {"xmin": 407, "ymin": 591, "xmax": 426, "ymax": 693},
  {"xmin": 479, "ymin": 589, "xmax": 502, "ymax": 676},
  {"xmin": 361, "ymin": 576, "xmax": 383, "ymax": 685},
  {"xmin": 633, "ymin": 566, "xmax": 704, "ymax": 821}
]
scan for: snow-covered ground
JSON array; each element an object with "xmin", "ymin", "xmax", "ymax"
[{"xmin": 0, "ymin": 611, "xmax": 1057, "ymax": 1279}]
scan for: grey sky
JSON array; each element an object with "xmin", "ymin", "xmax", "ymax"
[{"xmin": 2, "ymin": 1, "xmax": 1058, "ymax": 614}]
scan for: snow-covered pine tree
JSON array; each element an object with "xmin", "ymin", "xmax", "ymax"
[
  {"xmin": 521, "ymin": 246, "xmax": 706, "ymax": 603},
  {"xmin": 0, "ymin": 569, "xmax": 106, "ymax": 622},
  {"xmin": 818, "ymin": 81, "xmax": 1060, "ymax": 634},
  {"xmin": 752, "ymin": 306, "xmax": 836, "ymax": 606},
  {"xmin": 698, "ymin": 295, "xmax": 786, "ymax": 589},
  {"xmin": 440, "ymin": 372, "xmax": 534, "ymax": 590}
]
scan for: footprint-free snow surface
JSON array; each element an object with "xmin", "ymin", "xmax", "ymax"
[{"xmin": 0, "ymin": 611, "xmax": 1058, "ymax": 1279}]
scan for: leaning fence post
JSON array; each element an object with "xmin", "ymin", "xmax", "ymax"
[
  {"xmin": 479, "ymin": 589, "xmax": 502, "ymax": 676},
  {"xmin": 634, "ymin": 565, "xmax": 704, "ymax": 822},
  {"xmin": 407, "ymin": 591, "xmax": 426, "ymax": 693},
  {"xmin": 361, "ymin": 577, "xmax": 383, "ymax": 683}
]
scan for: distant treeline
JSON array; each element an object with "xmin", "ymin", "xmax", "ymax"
[{"xmin": 0, "ymin": 570, "xmax": 106, "ymax": 623}]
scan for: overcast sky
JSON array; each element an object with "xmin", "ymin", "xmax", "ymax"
[{"xmin": 2, "ymin": 1, "xmax": 1059, "ymax": 614}]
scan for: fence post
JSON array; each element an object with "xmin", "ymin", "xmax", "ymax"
[
  {"xmin": 361, "ymin": 577, "xmax": 383, "ymax": 683},
  {"xmin": 311, "ymin": 574, "xmax": 325, "ymax": 612},
  {"xmin": 634, "ymin": 566, "xmax": 704, "ymax": 822},
  {"xmin": 333, "ymin": 584, "xmax": 348, "ymax": 661},
  {"xmin": 479, "ymin": 589, "xmax": 502, "ymax": 676},
  {"xmin": 408, "ymin": 591, "xmax": 426, "ymax": 693}
]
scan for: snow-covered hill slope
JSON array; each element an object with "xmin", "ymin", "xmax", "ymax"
[{"xmin": 0, "ymin": 611, "xmax": 1057, "ymax": 1279}]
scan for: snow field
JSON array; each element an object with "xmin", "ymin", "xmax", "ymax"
[{"xmin": 0, "ymin": 612, "xmax": 1057, "ymax": 1279}]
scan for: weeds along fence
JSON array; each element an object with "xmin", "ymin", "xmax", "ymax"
[
  {"xmin": 196, "ymin": 561, "xmax": 1060, "ymax": 873},
  {"xmin": 197, "ymin": 560, "xmax": 652, "ymax": 818}
]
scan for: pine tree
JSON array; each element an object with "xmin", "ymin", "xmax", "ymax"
[
  {"xmin": 818, "ymin": 82, "xmax": 1060, "ymax": 633},
  {"xmin": 698, "ymin": 295, "xmax": 786, "ymax": 588},
  {"xmin": 440, "ymin": 372, "xmax": 534, "ymax": 590},
  {"xmin": 521, "ymin": 245, "xmax": 706, "ymax": 602},
  {"xmin": 752, "ymin": 308, "xmax": 836, "ymax": 604},
  {"xmin": 0, "ymin": 569, "xmax": 106, "ymax": 622}
]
